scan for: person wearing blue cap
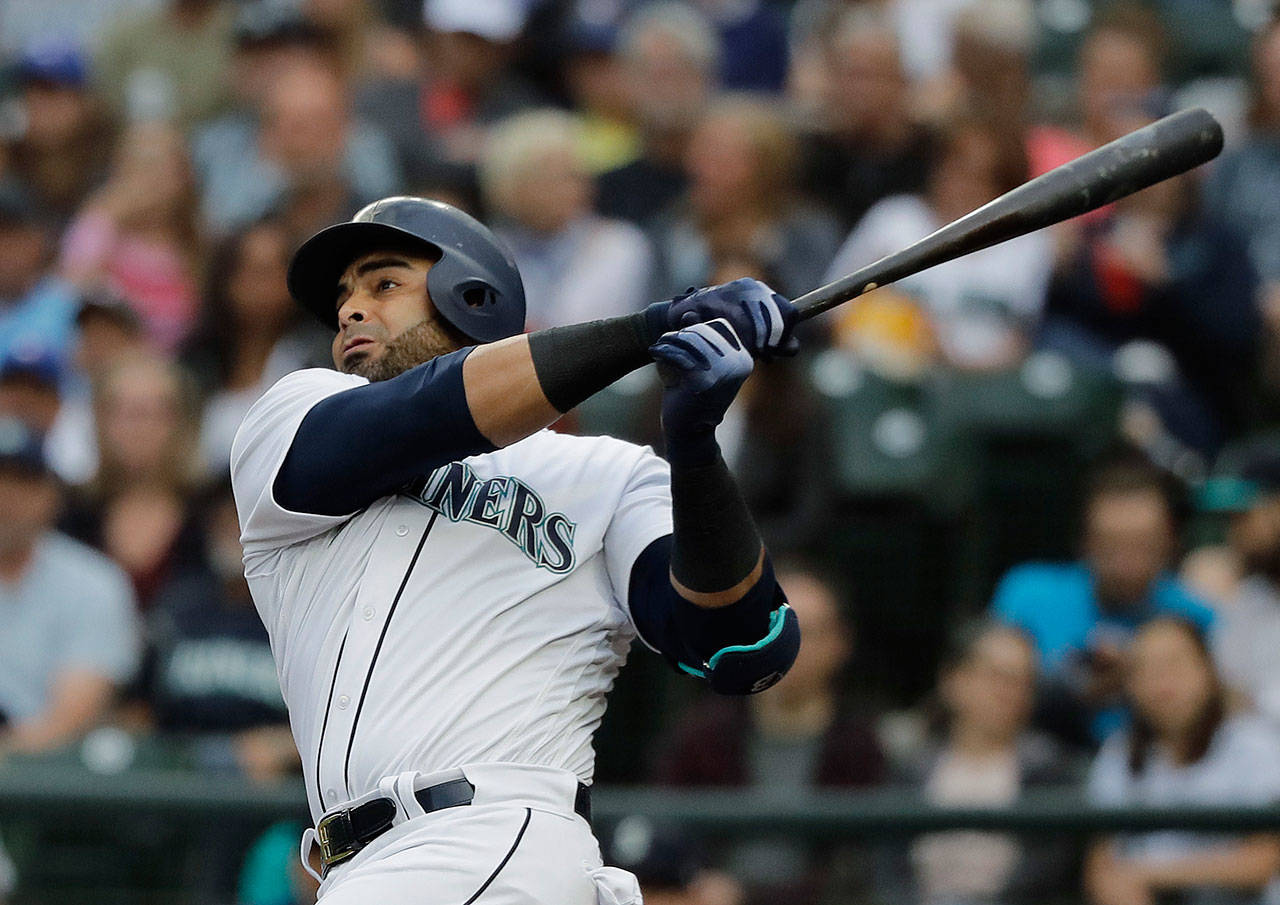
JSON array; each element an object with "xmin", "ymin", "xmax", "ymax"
[
  {"xmin": 0, "ymin": 416, "xmax": 140, "ymax": 757},
  {"xmin": 7, "ymin": 39, "xmax": 110, "ymax": 224},
  {"xmin": 0, "ymin": 184, "xmax": 81, "ymax": 366},
  {"xmin": 0, "ymin": 347, "xmax": 62, "ymax": 436}
]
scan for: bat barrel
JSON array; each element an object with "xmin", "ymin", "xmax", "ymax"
[{"xmin": 795, "ymin": 107, "xmax": 1224, "ymax": 320}]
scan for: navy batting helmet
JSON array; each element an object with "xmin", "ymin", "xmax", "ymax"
[{"xmin": 286, "ymin": 196, "xmax": 526, "ymax": 343}]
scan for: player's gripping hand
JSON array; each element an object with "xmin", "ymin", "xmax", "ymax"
[
  {"xmin": 650, "ymin": 319, "xmax": 752, "ymax": 455},
  {"xmin": 667, "ymin": 278, "xmax": 799, "ymax": 359}
]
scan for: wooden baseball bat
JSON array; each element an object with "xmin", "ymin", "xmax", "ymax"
[{"xmin": 794, "ymin": 107, "xmax": 1224, "ymax": 320}]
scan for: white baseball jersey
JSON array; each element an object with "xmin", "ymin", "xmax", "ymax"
[{"xmin": 230, "ymin": 368, "xmax": 673, "ymax": 822}]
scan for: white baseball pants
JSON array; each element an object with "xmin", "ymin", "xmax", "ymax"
[{"xmin": 309, "ymin": 764, "xmax": 642, "ymax": 905}]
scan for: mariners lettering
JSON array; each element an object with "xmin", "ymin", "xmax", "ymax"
[{"xmin": 406, "ymin": 463, "xmax": 577, "ymax": 573}]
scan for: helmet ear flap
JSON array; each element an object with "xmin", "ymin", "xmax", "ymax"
[
  {"xmin": 457, "ymin": 279, "xmax": 500, "ymax": 310},
  {"xmin": 429, "ymin": 266, "xmax": 514, "ymax": 343}
]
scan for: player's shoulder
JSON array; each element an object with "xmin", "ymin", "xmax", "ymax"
[
  {"xmin": 233, "ymin": 369, "xmax": 362, "ymax": 447},
  {"xmin": 258, "ymin": 367, "xmax": 366, "ymax": 403}
]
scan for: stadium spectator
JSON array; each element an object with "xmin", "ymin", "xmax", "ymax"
[
  {"xmin": 0, "ymin": 182, "xmax": 81, "ymax": 366},
  {"xmin": 414, "ymin": 0, "xmax": 546, "ymax": 165},
  {"xmin": 798, "ymin": 6, "xmax": 936, "ymax": 231},
  {"xmin": 1205, "ymin": 15, "xmax": 1280, "ymax": 417},
  {"xmin": 197, "ymin": 57, "xmax": 400, "ymax": 236},
  {"xmin": 0, "ymin": 0, "xmax": 152, "ymax": 57},
  {"xmin": 44, "ymin": 294, "xmax": 147, "ymax": 485},
  {"xmin": 596, "ymin": 2, "xmax": 717, "ymax": 225},
  {"xmin": 0, "ymin": 416, "xmax": 139, "ymax": 756},
  {"xmin": 1207, "ymin": 455, "xmax": 1280, "ymax": 728},
  {"xmin": 182, "ymin": 217, "xmax": 329, "ymax": 474},
  {"xmin": 936, "ymin": 0, "xmax": 1035, "ymax": 134},
  {"xmin": 1042, "ymin": 168, "xmax": 1260, "ymax": 455},
  {"xmin": 0, "ymin": 348, "xmax": 61, "ymax": 439},
  {"xmin": 4, "ymin": 39, "xmax": 113, "ymax": 227},
  {"xmin": 1085, "ymin": 617, "xmax": 1280, "ymax": 905},
  {"xmin": 993, "ymin": 457, "xmax": 1214, "ymax": 748},
  {"xmin": 560, "ymin": 4, "xmax": 642, "ymax": 177},
  {"xmin": 59, "ymin": 122, "xmax": 202, "ymax": 351},
  {"xmin": 651, "ymin": 96, "xmax": 841, "ymax": 300},
  {"xmin": 692, "ymin": 0, "xmax": 788, "ymax": 93},
  {"xmin": 1206, "ymin": 16, "xmax": 1280, "ymax": 287},
  {"xmin": 825, "ymin": 112, "xmax": 1047, "ymax": 371},
  {"xmin": 1028, "ymin": 4, "xmax": 1168, "ymax": 178},
  {"xmin": 62, "ymin": 353, "xmax": 205, "ymax": 610},
  {"xmin": 480, "ymin": 109, "xmax": 654, "ymax": 329},
  {"xmin": 190, "ymin": 8, "xmax": 337, "ymax": 217},
  {"xmin": 878, "ymin": 621, "xmax": 1079, "ymax": 905},
  {"xmin": 354, "ymin": 0, "xmax": 540, "ymax": 193},
  {"xmin": 236, "ymin": 821, "xmax": 321, "ymax": 905},
  {"xmin": 654, "ymin": 561, "xmax": 884, "ymax": 904},
  {"xmin": 93, "ymin": 0, "xmax": 236, "ymax": 128},
  {"xmin": 795, "ymin": 0, "xmax": 1034, "ymax": 129},
  {"xmin": 146, "ymin": 479, "xmax": 297, "ymax": 781},
  {"xmin": 299, "ymin": 0, "xmax": 419, "ymax": 88}
]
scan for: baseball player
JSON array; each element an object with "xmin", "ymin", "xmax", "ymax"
[{"xmin": 230, "ymin": 197, "xmax": 801, "ymax": 904}]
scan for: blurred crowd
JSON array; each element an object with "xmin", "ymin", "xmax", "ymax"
[{"xmin": 2, "ymin": 0, "xmax": 1280, "ymax": 903}]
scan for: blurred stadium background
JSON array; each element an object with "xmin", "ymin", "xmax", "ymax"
[{"xmin": 2, "ymin": 0, "xmax": 1280, "ymax": 903}]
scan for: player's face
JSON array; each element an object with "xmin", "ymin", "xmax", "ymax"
[{"xmin": 331, "ymin": 251, "xmax": 443, "ymax": 376}]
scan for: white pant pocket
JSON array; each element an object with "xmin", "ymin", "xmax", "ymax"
[{"xmin": 590, "ymin": 865, "xmax": 643, "ymax": 905}]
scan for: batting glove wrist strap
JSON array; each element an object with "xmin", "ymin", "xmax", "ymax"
[{"xmin": 527, "ymin": 301, "xmax": 672, "ymax": 414}]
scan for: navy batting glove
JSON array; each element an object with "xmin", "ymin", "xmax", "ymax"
[
  {"xmin": 650, "ymin": 319, "xmax": 753, "ymax": 466},
  {"xmin": 667, "ymin": 278, "xmax": 799, "ymax": 359}
]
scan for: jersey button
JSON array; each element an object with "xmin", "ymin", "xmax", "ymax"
[
  {"xmin": 362, "ymin": 606, "xmax": 375, "ymax": 621},
  {"xmin": 337, "ymin": 695, "xmax": 350, "ymax": 709},
  {"xmin": 395, "ymin": 525, "xmax": 408, "ymax": 536},
  {"xmin": 327, "ymin": 788, "xmax": 336, "ymax": 800}
]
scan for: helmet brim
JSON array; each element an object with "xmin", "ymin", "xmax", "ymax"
[{"xmin": 286, "ymin": 220, "xmax": 441, "ymax": 329}]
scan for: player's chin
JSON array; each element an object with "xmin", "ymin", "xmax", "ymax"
[{"xmin": 340, "ymin": 350, "xmax": 378, "ymax": 378}]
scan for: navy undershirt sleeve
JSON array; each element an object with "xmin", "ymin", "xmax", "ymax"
[
  {"xmin": 628, "ymin": 534, "xmax": 780, "ymax": 670},
  {"xmin": 274, "ymin": 348, "xmax": 494, "ymax": 516}
]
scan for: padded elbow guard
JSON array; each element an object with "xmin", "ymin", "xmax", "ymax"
[{"xmin": 678, "ymin": 604, "xmax": 801, "ymax": 695}]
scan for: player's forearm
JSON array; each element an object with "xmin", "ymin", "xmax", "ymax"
[
  {"xmin": 668, "ymin": 450, "xmax": 765, "ymax": 607},
  {"xmin": 466, "ymin": 303, "xmax": 670, "ymax": 445}
]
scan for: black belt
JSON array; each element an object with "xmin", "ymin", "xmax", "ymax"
[{"xmin": 316, "ymin": 778, "xmax": 592, "ymax": 874}]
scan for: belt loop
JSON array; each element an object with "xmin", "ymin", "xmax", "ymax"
[
  {"xmin": 395, "ymin": 773, "xmax": 427, "ymax": 821},
  {"xmin": 299, "ymin": 827, "xmax": 323, "ymax": 884}
]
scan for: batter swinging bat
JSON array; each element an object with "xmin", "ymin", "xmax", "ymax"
[{"xmin": 793, "ymin": 107, "xmax": 1224, "ymax": 321}]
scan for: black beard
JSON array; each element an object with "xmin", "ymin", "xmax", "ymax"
[{"xmin": 346, "ymin": 317, "xmax": 463, "ymax": 382}]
